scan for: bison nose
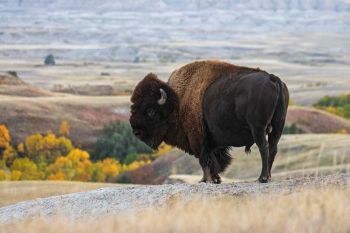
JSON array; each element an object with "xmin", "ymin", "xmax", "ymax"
[{"xmin": 133, "ymin": 129, "xmax": 142, "ymax": 137}]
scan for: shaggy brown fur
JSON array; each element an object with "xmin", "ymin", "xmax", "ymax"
[{"xmin": 166, "ymin": 60, "xmax": 260, "ymax": 155}]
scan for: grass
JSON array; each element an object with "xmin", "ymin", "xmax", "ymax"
[
  {"xmin": 1, "ymin": 185, "xmax": 349, "ymax": 233},
  {"xmin": 0, "ymin": 181, "xmax": 118, "ymax": 207}
]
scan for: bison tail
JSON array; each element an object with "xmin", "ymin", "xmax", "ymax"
[
  {"xmin": 213, "ymin": 147, "xmax": 232, "ymax": 173},
  {"xmin": 269, "ymin": 74, "xmax": 289, "ymax": 135}
]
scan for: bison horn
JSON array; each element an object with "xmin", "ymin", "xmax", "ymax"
[{"xmin": 158, "ymin": 88, "xmax": 167, "ymax": 105}]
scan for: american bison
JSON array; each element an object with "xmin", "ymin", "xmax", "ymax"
[{"xmin": 130, "ymin": 60, "xmax": 289, "ymax": 183}]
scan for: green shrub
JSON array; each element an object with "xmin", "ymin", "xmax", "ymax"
[
  {"xmin": 44, "ymin": 54, "xmax": 55, "ymax": 65},
  {"xmin": 314, "ymin": 94, "xmax": 350, "ymax": 119},
  {"xmin": 283, "ymin": 123, "xmax": 304, "ymax": 134},
  {"xmin": 115, "ymin": 173, "xmax": 132, "ymax": 184},
  {"xmin": 92, "ymin": 121, "xmax": 152, "ymax": 162},
  {"xmin": 123, "ymin": 153, "xmax": 139, "ymax": 165}
]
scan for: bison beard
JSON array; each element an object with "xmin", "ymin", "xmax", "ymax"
[{"xmin": 130, "ymin": 60, "xmax": 289, "ymax": 184}]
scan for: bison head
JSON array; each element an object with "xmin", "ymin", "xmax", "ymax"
[{"xmin": 130, "ymin": 73, "xmax": 177, "ymax": 149}]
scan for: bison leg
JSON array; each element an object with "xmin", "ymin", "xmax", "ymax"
[
  {"xmin": 199, "ymin": 159, "xmax": 221, "ymax": 183},
  {"xmin": 210, "ymin": 148, "xmax": 231, "ymax": 184},
  {"xmin": 268, "ymin": 143, "xmax": 277, "ymax": 179},
  {"xmin": 267, "ymin": 126, "xmax": 283, "ymax": 179},
  {"xmin": 211, "ymin": 173, "xmax": 222, "ymax": 184},
  {"xmin": 199, "ymin": 166, "xmax": 213, "ymax": 183},
  {"xmin": 198, "ymin": 145, "xmax": 212, "ymax": 183},
  {"xmin": 199, "ymin": 144, "xmax": 222, "ymax": 183},
  {"xmin": 252, "ymin": 127, "xmax": 270, "ymax": 183}
]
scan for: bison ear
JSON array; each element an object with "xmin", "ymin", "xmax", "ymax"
[{"xmin": 158, "ymin": 88, "xmax": 167, "ymax": 105}]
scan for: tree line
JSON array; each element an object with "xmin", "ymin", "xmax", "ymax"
[{"xmin": 0, "ymin": 121, "xmax": 171, "ymax": 182}]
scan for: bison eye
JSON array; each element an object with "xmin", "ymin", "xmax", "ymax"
[{"xmin": 147, "ymin": 108, "xmax": 155, "ymax": 118}]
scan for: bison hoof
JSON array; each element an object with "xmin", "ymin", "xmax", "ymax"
[
  {"xmin": 212, "ymin": 175, "xmax": 222, "ymax": 184},
  {"xmin": 199, "ymin": 178, "xmax": 215, "ymax": 184},
  {"xmin": 258, "ymin": 176, "xmax": 269, "ymax": 183},
  {"xmin": 199, "ymin": 178, "xmax": 208, "ymax": 183}
]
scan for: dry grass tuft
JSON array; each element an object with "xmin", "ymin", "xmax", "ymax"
[{"xmin": 2, "ymin": 185, "xmax": 350, "ymax": 233}]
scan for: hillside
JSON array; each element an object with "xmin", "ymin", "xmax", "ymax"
[
  {"xmin": 0, "ymin": 95, "xmax": 129, "ymax": 149},
  {"xmin": 286, "ymin": 106, "xmax": 350, "ymax": 133},
  {"xmin": 0, "ymin": 71, "xmax": 129, "ymax": 149},
  {"xmin": 0, "ymin": 72, "xmax": 52, "ymax": 97},
  {"xmin": 123, "ymin": 134, "xmax": 350, "ymax": 184},
  {"xmin": 0, "ymin": 72, "xmax": 25, "ymax": 85}
]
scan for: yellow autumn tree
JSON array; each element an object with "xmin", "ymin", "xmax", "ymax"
[
  {"xmin": 324, "ymin": 106, "xmax": 346, "ymax": 118},
  {"xmin": 0, "ymin": 124, "xmax": 10, "ymax": 149},
  {"xmin": 0, "ymin": 125, "xmax": 16, "ymax": 165},
  {"xmin": 89, "ymin": 163, "xmax": 106, "ymax": 182},
  {"xmin": 2, "ymin": 146, "xmax": 17, "ymax": 166},
  {"xmin": 10, "ymin": 170, "xmax": 21, "ymax": 181},
  {"xmin": 123, "ymin": 159, "xmax": 151, "ymax": 172},
  {"xmin": 0, "ymin": 159, "xmax": 6, "ymax": 169},
  {"xmin": 25, "ymin": 131, "xmax": 74, "ymax": 164},
  {"xmin": 154, "ymin": 142, "xmax": 173, "ymax": 157},
  {"xmin": 47, "ymin": 171, "xmax": 65, "ymax": 181},
  {"xmin": 48, "ymin": 149, "xmax": 92, "ymax": 181},
  {"xmin": 0, "ymin": 169, "xmax": 6, "ymax": 181},
  {"xmin": 59, "ymin": 120, "xmax": 70, "ymax": 136},
  {"xmin": 10, "ymin": 158, "xmax": 42, "ymax": 180},
  {"xmin": 17, "ymin": 143, "xmax": 24, "ymax": 153},
  {"xmin": 89, "ymin": 158, "xmax": 123, "ymax": 182},
  {"xmin": 100, "ymin": 158, "xmax": 122, "ymax": 182},
  {"xmin": 89, "ymin": 159, "xmax": 116, "ymax": 182}
]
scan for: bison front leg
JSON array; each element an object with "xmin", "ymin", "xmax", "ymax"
[
  {"xmin": 211, "ymin": 173, "xmax": 222, "ymax": 184},
  {"xmin": 199, "ymin": 166, "xmax": 213, "ymax": 183},
  {"xmin": 199, "ymin": 167, "xmax": 222, "ymax": 184},
  {"xmin": 198, "ymin": 145, "xmax": 214, "ymax": 183},
  {"xmin": 198, "ymin": 145, "xmax": 222, "ymax": 184}
]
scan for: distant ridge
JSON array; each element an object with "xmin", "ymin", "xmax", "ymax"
[{"xmin": 1, "ymin": 0, "xmax": 350, "ymax": 12}]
